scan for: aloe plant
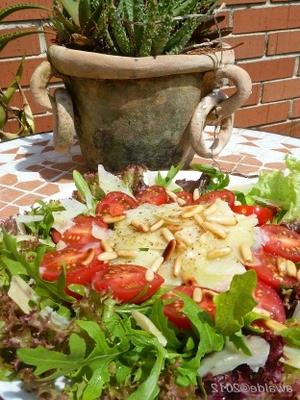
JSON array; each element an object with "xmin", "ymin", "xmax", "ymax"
[
  {"xmin": 0, "ymin": 3, "xmax": 49, "ymax": 51},
  {"xmin": 52, "ymin": 0, "xmax": 227, "ymax": 56},
  {"xmin": 0, "ymin": 4, "xmax": 46, "ymax": 140},
  {"xmin": 0, "ymin": 59, "xmax": 35, "ymax": 140}
]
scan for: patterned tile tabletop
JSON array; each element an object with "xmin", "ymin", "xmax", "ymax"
[{"xmin": 0, "ymin": 128, "xmax": 299, "ymax": 219}]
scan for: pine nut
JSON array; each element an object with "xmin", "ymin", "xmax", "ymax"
[
  {"xmin": 240, "ymin": 244, "xmax": 253, "ymax": 264},
  {"xmin": 103, "ymin": 215, "xmax": 125, "ymax": 223},
  {"xmin": 202, "ymin": 221, "xmax": 227, "ymax": 239},
  {"xmin": 286, "ymin": 260, "xmax": 297, "ymax": 278},
  {"xmin": 150, "ymin": 256, "xmax": 164, "ymax": 272},
  {"xmin": 131, "ymin": 220, "xmax": 149, "ymax": 233},
  {"xmin": 176, "ymin": 239, "xmax": 187, "ymax": 250},
  {"xmin": 182, "ymin": 205, "xmax": 204, "ymax": 219},
  {"xmin": 102, "ymin": 239, "xmax": 113, "ymax": 252},
  {"xmin": 193, "ymin": 188, "xmax": 200, "ymax": 201},
  {"xmin": 174, "ymin": 231, "xmax": 193, "ymax": 246},
  {"xmin": 207, "ymin": 247, "xmax": 232, "ymax": 259},
  {"xmin": 117, "ymin": 250, "xmax": 138, "ymax": 259},
  {"xmin": 206, "ymin": 216, "xmax": 237, "ymax": 226},
  {"xmin": 145, "ymin": 269, "xmax": 155, "ymax": 282},
  {"xmin": 161, "ymin": 227, "xmax": 175, "ymax": 242},
  {"xmin": 150, "ymin": 219, "xmax": 164, "ymax": 232},
  {"xmin": 193, "ymin": 214, "xmax": 204, "ymax": 226},
  {"xmin": 173, "ymin": 254, "xmax": 183, "ymax": 277},
  {"xmin": 193, "ymin": 287, "xmax": 203, "ymax": 303},
  {"xmin": 162, "ymin": 216, "xmax": 182, "ymax": 225},
  {"xmin": 176, "ymin": 197, "xmax": 186, "ymax": 206},
  {"xmin": 166, "ymin": 190, "xmax": 178, "ymax": 201},
  {"xmin": 97, "ymin": 251, "xmax": 118, "ymax": 261},
  {"xmin": 203, "ymin": 203, "xmax": 217, "ymax": 217},
  {"xmin": 277, "ymin": 259, "xmax": 287, "ymax": 274},
  {"xmin": 81, "ymin": 249, "xmax": 95, "ymax": 265},
  {"xmin": 163, "ymin": 239, "xmax": 176, "ymax": 261},
  {"xmin": 167, "ymin": 224, "xmax": 182, "ymax": 233}
]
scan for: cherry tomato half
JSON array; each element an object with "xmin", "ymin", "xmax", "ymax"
[
  {"xmin": 232, "ymin": 205, "xmax": 274, "ymax": 226},
  {"xmin": 136, "ymin": 185, "xmax": 168, "ymax": 206},
  {"xmin": 96, "ymin": 192, "xmax": 138, "ymax": 217},
  {"xmin": 261, "ymin": 224, "xmax": 300, "ymax": 263},
  {"xmin": 245, "ymin": 249, "xmax": 297, "ymax": 290},
  {"xmin": 254, "ymin": 281, "xmax": 286, "ymax": 323},
  {"xmin": 92, "ymin": 264, "xmax": 164, "ymax": 303},
  {"xmin": 62, "ymin": 216, "xmax": 107, "ymax": 246},
  {"xmin": 163, "ymin": 285, "xmax": 215, "ymax": 330},
  {"xmin": 194, "ymin": 189, "xmax": 235, "ymax": 208},
  {"xmin": 176, "ymin": 191, "xmax": 193, "ymax": 206},
  {"xmin": 40, "ymin": 245, "xmax": 100, "ymax": 281}
]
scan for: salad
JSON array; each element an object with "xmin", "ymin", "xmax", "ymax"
[{"xmin": 0, "ymin": 157, "xmax": 300, "ymax": 400}]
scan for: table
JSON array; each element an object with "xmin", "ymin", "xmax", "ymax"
[{"xmin": 0, "ymin": 128, "xmax": 299, "ymax": 219}]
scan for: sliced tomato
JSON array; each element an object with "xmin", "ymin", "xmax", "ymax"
[
  {"xmin": 254, "ymin": 281, "xmax": 286, "ymax": 323},
  {"xmin": 73, "ymin": 215, "xmax": 107, "ymax": 228},
  {"xmin": 62, "ymin": 216, "xmax": 107, "ymax": 246},
  {"xmin": 92, "ymin": 264, "xmax": 164, "ymax": 303},
  {"xmin": 176, "ymin": 191, "xmax": 193, "ymax": 206},
  {"xmin": 194, "ymin": 189, "xmax": 235, "ymax": 208},
  {"xmin": 40, "ymin": 246, "xmax": 99, "ymax": 281},
  {"xmin": 136, "ymin": 185, "xmax": 168, "ymax": 206},
  {"xmin": 163, "ymin": 285, "xmax": 215, "ymax": 330},
  {"xmin": 261, "ymin": 224, "xmax": 300, "ymax": 262},
  {"xmin": 245, "ymin": 249, "xmax": 297, "ymax": 290},
  {"xmin": 96, "ymin": 192, "xmax": 138, "ymax": 217},
  {"xmin": 66, "ymin": 259, "xmax": 107, "ymax": 286},
  {"xmin": 50, "ymin": 228, "xmax": 62, "ymax": 244},
  {"xmin": 231, "ymin": 205, "xmax": 274, "ymax": 226}
]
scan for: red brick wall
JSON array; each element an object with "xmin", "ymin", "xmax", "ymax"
[
  {"xmin": 222, "ymin": 0, "xmax": 300, "ymax": 138},
  {"xmin": 1, "ymin": 0, "xmax": 300, "ymax": 137}
]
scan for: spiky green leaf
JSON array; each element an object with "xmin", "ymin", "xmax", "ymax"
[{"xmin": 0, "ymin": 3, "xmax": 48, "ymax": 22}]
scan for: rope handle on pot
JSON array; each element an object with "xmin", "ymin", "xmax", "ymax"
[
  {"xmin": 190, "ymin": 64, "xmax": 252, "ymax": 158},
  {"xmin": 30, "ymin": 61, "xmax": 76, "ymax": 152}
]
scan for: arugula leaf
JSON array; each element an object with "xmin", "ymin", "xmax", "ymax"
[
  {"xmin": 180, "ymin": 294, "xmax": 224, "ymax": 360},
  {"xmin": 1, "ymin": 233, "xmax": 73, "ymax": 302},
  {"xmin": 229, "ymin": 331, "xmax": 252, "ymax": 356},
  {"xmin": 18, "ymin": 320, "xmax": 127, "ymax": 384},
  {"xmin": 280, "ymin": 327, "xmax": 300, "ymax": 348},
  {"xmin": 82, "ymin": 363, "xmax": 110, "ymax": 400},
  {"xmin": 248, "ymin": 155, "xmax": 300, "ymax": 222},
  {"xmin": 155, "ymin": 164, "xmax": 182, "ymax": 189},
  {"xmin": 25, "ymin": 200, "xmax": 63, "ymax": 239},
  {"xmin": 214, "ymin": 271, "xmax": 257, "ymax": 336},
  {"xmin": 192, "ymin": 164, "xmax": 230, "ymax": 192},
  {"xmin": 243, "ymin": 310, "xmax": 267, "ymax": 334},
  {"xmin": 151, "ymin": 299, "xmax": 181, "ymax": 349},
  {"xmin": 176, "ymin": 294, "xmax": 224, "ymax": 387},
  {"xmin": 73, "ymin": 170, "xmax": 96, "ymax": 214},
  {"xmin": 233, "ymin": 191, "xmax": 255, "ymax": 205},
  {"xmin": 127, "ymin": 342, "xmax": 166, "ymax": 400}
]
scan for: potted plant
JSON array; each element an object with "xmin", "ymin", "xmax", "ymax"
[
  {"xmin": 30, "ymin": 0, "xmax": 252, "ymax": 171},
  {"xmin": 0, "ymin": 3, "xmax": 48, "ymax": 140}
]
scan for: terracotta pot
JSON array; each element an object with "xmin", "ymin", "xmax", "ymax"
[{"xmin": 30, "ymin": 44, "xmax": 251, "ymax": 171}]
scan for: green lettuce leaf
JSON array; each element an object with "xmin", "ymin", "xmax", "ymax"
[
  {"xmin": 214, "ymin": 270, "xmax": 257, "ymax": 336},
  {"xmin": 155, "ymin": 164, "xmax": 182, "ymax": 191},
  {"xmin": 280, "ymin": 327, "xmax": 300, "ymax": 348},
  {"xmin": 248, "ymin": 156, "xmax": 300, "ymax": 222}
]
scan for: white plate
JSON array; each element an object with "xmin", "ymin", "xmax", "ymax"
[{"xmin": 0, "ymin": 172, "xmax": 257, "ymax": 399}]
